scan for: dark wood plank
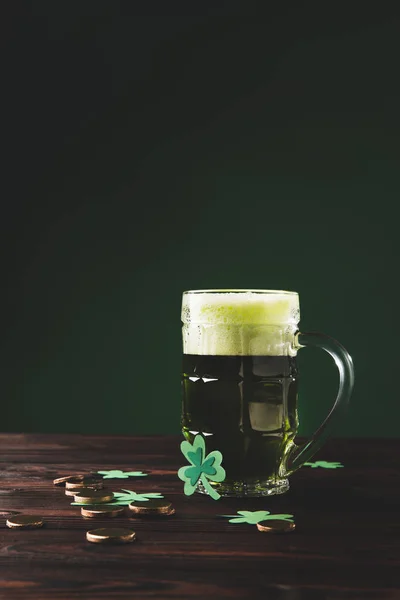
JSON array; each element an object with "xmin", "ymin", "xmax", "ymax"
[{"xmin": 0, "ymin": 434, "xmax": 399, "ymax": 599}]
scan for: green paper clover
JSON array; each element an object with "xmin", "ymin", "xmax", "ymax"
[
  {"xmin": 71, "ymin": 489, "xmax": 164, "ymax": 506},
  {"xmin": 304, "ymin": 461, "xmax": 343, "ymax": 469},
  {"xmin": 221, "ymin": 510, "xmax": 294, "ymax": 525},
  {"xmin": 97, "ymin": 470, "xmax": 147, "ymax": 479},
  {"xmin": 112, "ymin": 489, "xmax": 164, "ymax": 504},
  {"xmin": 178, "ymin": 435, "xmax": 226, "ymax": 500}
]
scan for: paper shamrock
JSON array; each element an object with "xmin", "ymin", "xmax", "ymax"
[
  {"xmin": 112, "ymin": 490, "xmax": 164, "ymax": 504},
  {"xmin": 178, "ymin": 434, "xmax": 226, "ymax": 500},
  {"xmin": 97, "ymin": 470, "xmax": 147, "ymax": 479},
  {"xmin": 71, "ymin": 489, "xmax": 164, "ymax": 506},
  {"xmin": 221, "ymin": 510, "xmax": 294, "ymax": 525},
  {"xmin": 303, "ymin": 461, "xmax": 343, "ymax": 469}
]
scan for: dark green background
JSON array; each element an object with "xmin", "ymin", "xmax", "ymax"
[{"xmin": 2, "ymin": 5, "xmax": 398, "ymax": 437}]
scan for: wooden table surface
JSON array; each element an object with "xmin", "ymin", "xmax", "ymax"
[{"xmin": 0, "ymin": 434, "xmax": 399, "ymax": 599}]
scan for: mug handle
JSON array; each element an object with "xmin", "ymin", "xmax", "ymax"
[{"xmin": 286, "ymin": 331, "xmax": 355, "ymax": 474}]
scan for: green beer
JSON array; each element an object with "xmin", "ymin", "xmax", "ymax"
[{"xmin": 181, "ymin": 290, "xmax": 300, "ymax": 497}]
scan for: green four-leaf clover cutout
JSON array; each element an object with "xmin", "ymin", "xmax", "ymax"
[
  {"xmin": 222, "ymin": 510, "xmax": 294, "ymax": 525},
  {"xmin": 178, "ymin": 435, "xmax": 226, "ymax": 500},
  {"xmin": 304, "ymin": 461, "xmax": 343, "ymax": 469},
  {"xmin": 97, "ymin": 470, "xmax": 147, "ymax": 479}
]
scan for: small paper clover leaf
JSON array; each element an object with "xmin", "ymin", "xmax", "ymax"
[
  {"xmin": 71, "ymin": 489, "xmax": 164, "ymax": 506},
  {"xmin": 112, "ymin": 489, "xmax": 163, "ymax": 504},
  {"xmin": 178, "ymin": 435, "xmax": 226, "ymax": 500},
  {"xmin": 97, "ymin": 470, "xmax": 147, "ymax": 479},
  {"xmin": 304, "ymin": 461, "xmax": 343, "ymax": 469},
  {"xmin": 221, "ymin": 510, "xmax": 294, "ymax": 525}
]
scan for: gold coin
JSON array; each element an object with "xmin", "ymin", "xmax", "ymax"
[
  {"xmin": 6, "ymin": 515, "xmax": 44, "ymax": 529},
  {"xmin": 65, "ymin": 488, "xmax": 80, "ymax": 496},
  {"xmin": 74, "ymin": 490, "xmax": 114, "ymax": 504},
  {"xmin": 81, "ymin": 505, "xmax": 126, "ymax": 518},
  {"xmin": 0, "ymin": 510, "xmax": 20, "ymax": 518},
  {"xmin": 86, "ymin": 527, "xmax": 136, "ymax": 544},
  {"xmin": 129, "ymin": 500, "xmax": 174, "ymax": 516},
  {"xmin": 256, "ymin": 520, "xmax": 295, "ymax": 533},
  {"xmin": 65, "ymin": 477, "xmax": 103, "ymax": 490}
]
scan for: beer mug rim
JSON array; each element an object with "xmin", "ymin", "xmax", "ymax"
[{"xmin": 183, "ymin": 289, "xmax": 298, "ymax": 296}]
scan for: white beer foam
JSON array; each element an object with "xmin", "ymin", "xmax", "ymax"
[{"xmin": 182, "ymin": 291, "xmax": 300, "ymax": 356}]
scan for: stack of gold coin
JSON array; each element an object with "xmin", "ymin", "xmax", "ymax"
[
  {"xmin": 129, "ymin": 499, "xmax": 175, "ymax": 517},
  {"xmin": 53, "ymin": 474, "xmax": 86, "ymax": 486},
  {"xmin": 81, "ymin": 505, "xmax": 125, "ymax": 518},
  {"xmin": 73, "ymin": 489, "xmax": 114, "ymax": 504},
  {"xmin": 86, "ymin": 528, "xmax": 136, "ymax": 544},
  {"xmin": 54, "ymin": 474, "xmax": 102, "ymax": 486},
  {"xmin": 64, "ymin": 477, "xmax": 103, "ymax": 496},
  {"xmin": 65, "ymin": 477, "xmax": 103, "ymax": 491},
  {"xmin": 256, "ymin": 520, "xmax": 295, "ymax": 533},
  {"xmin": 6, "ymin": 515, "xmax": 44, "ymax": 529}
]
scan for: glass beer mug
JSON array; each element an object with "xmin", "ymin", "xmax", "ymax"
[{"xmin": 181, "ymin": 290, "xmax": 354, "ymax": 497}]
